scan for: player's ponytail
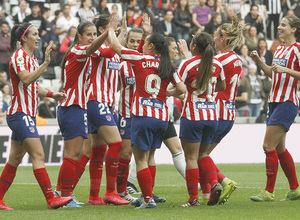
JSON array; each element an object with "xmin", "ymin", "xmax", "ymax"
[
  {"xmin": 10, "ymin": 23, "xmax": 32, "ymax": 52},
  {"xmin": 147, "ymin": 33, "xmax": 175, "ymax": 79},
  {"xmin": 193, "ymin": 32, "xmax": 214, "ymax": 91},
  {"xmin": 60, "ymin": 20, "xmax": 95, "ymax": 82},
  {"xmin": 284, "ymin": 15, "xmax": 300, "ymax": 42}
]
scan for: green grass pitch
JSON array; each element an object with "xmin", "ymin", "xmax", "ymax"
[{"xmin": 1, "ymin": 164, "xmax": 300, "ymax": 219}]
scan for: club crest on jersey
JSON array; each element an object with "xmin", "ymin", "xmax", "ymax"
[
  {"xmin": 234, "ymin": 60, "xmax": 242, "ymax": 68},
  {"xmin": 224, "ymin": 101, "xmax": 235, "ymax": 110},
  {"xmin": 29, "ymin": 126, "xmax": 35, "ymax": 133},
  {"xmin": 106, "ymin": 115, "xmax": 112, "ymax": 122},
  {"xmin": 17, "ymin": 57, "xmax": 25, "ymax": 65},
  {"xmin": 108, "ymin": 61, "xmax": 119, "ymax": 70},
  {"xmin": 283, "ymin": 50, "xmax": 289, "ymax": 56},
  {"xmin": 141, "ymin": 98, "xmax": 163, "ymax": 109},
  {"xmin": 273, "ymin": 58, "xmax": 287, "ymax": 67},
  {"xmin": 195, "ymin": 102, "xmax": 216, "ymax": 110},
  {"xmin": 125, "ymin": 76, "xmax": 135, "ymax": 85},
  {"xmin": 142, "ymin": 61, "xmax": 159, "ymax": 68}
]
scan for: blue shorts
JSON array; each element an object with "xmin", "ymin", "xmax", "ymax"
[
  {"xmin": 213, "ymin": 119, "xmax": 234, "ymax": 143},
  {"xmin": 118, "ymin": 115, "xmax": 132, "ymax": 139},
  {"xmin": 179, "ymin": 117, "xmax": 218, "ymax": 144},
  {"xmin": 6, "ymin": 112, "xmax": 39, "ymax": 145},
  {"xmin": 131, "ymin": 115, "xmax": 168, "ymax": 151},
  {"xmin": 87, "ymin": 101, "xmax": 118, "ymax": 134},
  {"xmin": 267, "ymin": 101, "xmax": 298, "ymax": 131},
  {"xmin": 57, "ymin": 105, "xmax": 88, "ymax": 140}
]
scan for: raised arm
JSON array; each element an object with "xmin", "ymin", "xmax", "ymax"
[
  {"xmin": 108, "ymin": 18, "xmax": 124, "ymax": 56},
  {"xmin": 117, "ymin": 12, "xmax": 128, "ymax": 47}
]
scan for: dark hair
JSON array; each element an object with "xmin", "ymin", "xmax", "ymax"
[
  {"xmin": 284, "ymin": 15, "xmax": 300, "ymax": 42},
  {"xmin": 250, "ymin": 4, "xmax": 258, "ymax": 11},
  {"xmin": 1, "ymin": 21, "xmax": 9, "ymax": 27},
  {"xmin": 93, "ymin": 14, "xmax": 110, "ymax": 36},
  {"xmin": 42, "ymin": 7, "xmax": 50, "ymax": 15},
  {"xmin": 178, "ymin": 0, "xmax": 190, "ymax": 13},
  {"xmin": 55, "ymin": 9, "xmax": 62, "ymax": 17},
  {"xmin": 63, "ymin": 4, "xmax": 70, "ymax": 10},
  {"xmin": 10, "ymin": 22, "xmax": 32, "ymax": 52},
  {"xmin": 147, "ymin": 33, "xmax": 175, "ymax": 79},
  {"xmin": 192, "ymin": 32, "xmax": 214, "ymax": 91},
  {"xmin": 127, "ymin": 28, "xmax": 143, "ymax": 41},
  {"xmin": 165, "ymin": 36, "xmax": 176, "ymax": 46},
  {"xmin": 164, "ymin": 9, "xmax": 173, "ymax": 15},
  {"xmin": 60, "ymin": 20, "xmax": 95, "ymax": 81}
]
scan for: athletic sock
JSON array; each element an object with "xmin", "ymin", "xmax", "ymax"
[
  {"xmin": 89, "ymin": 145, "xmax": 107, "ymax": 198},
  {"xmin": 198, "ymin": 167, "xmax": 210, "ymax": 197},
  {"xmin": 148, "ymin": 165, "xmax": 156, "ymax": 188},
  {"xmin": 278, "ymin": 149, "xmax": 299, "ymax": 190},
  {"xmin": 0, "ymin": 163, "xmax": 17, "ymax": 200},
  {"xmin": 172, "ymin": 151, "xmax": 186, "ymax": 179},
  {"xmin": 215, "ymin": 165, "xmax": 226, "ymax": 185},
  {"xmin": 265, "ymin": 150, "xmax": 278, "ymax": 193},
  {"xmin": 199, "ymin": 156, "xmax": 218, "ymax": 187},
  {"xmin": 127, "ymin": 160, "xmax": 137, "ymax": 184},
  {"xmin": 186, "ymin": 169, "xmax": 199, "ymax": 201},
  {"xmin": 137, "ymin": 168, "xmax": 153, "ymax": 202},
  {"xmin": 59, "ymin": 157, "xmax": 77, "ymax": 197},
  {"xmin": 105, "ymin": 141, "xmax": 122, "ymax": 194},
  {"xmin": 34, "ymin": 168, "xmax": 55, "ymax": 201},
  {"xmin": 117, "ymin": 157, "xmax": 130, "ymax": 194},
  {"xmin": 73, "ymin": 154, "xmax": 89, "ymax": 191}
]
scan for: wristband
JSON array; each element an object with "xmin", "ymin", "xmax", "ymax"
[{"xmin": 46, "ymin": 91, "xmax": 54, "ymax": 98}]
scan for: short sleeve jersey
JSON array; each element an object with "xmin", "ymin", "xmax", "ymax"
[
  {"xmin": 215, "ymin": 51, "xmax": 243, "ymax": 121},
  {"xmin": 178, "ymin": 55, "xmax": 224, "ymax": 121},
  {"xmin": 8, "ymin": 48, "xmax": 39, "ymax": 117},
  {"xmin": 121, "ymin": 48, "xmax": 182, "ymax": 121},
  {"xmin": 269, "ymin": 43, "xmax": 300, "ymax": 106}
]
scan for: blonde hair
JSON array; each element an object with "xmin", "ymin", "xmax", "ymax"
[{"xmin": 220, "ymin": 15, "xmax": 245, "ymax": 49}]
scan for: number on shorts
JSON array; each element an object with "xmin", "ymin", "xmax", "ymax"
[
  {"xmin": 145, "ymin": 74, "xmax": 161, "ymax": 99},
  {"xmin": 22, "ymin": 115, "xmax": 35, "ymax": 127},
  {"xmin": 98, "ymin": 103, "xmax": 111, "ymax": 115},
  {"xmin": 120, "ymin": 117, "xmax": 126, "ymax": 128},
  {"xmin": 84, "ymin": 113, "xmax": 87, "ymax": 126}
]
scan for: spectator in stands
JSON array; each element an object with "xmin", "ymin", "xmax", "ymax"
[
  {"xmin": 207, "ymin": 0, "xmax": 215, "ymax": 9},
  {"xmin": 287, "ymin": 0, "xmax": 300, "ymax": 15},
  {"xmin": 26, "ymin": 0, "xmax": 46, "ymax": 10},
  {"xmin": 157, "ymin": 9, "xmax": 178, "ymax": 40},
  {"xmin": 212, "ymin": 0, "xmax": 227, "ymax": 23},
  {"xmin": 235, "ymin": 81, "xmax": 250, "ymax": 117},
  {"xmin": 205, "ymin": 12, "xmax": 223, "ymax": 35},
  {"xmin": 51, "ymin": 10, "xmax": 63, "ymax": 31},
  {"xmin": 98, "ymin": 0, "xmax": 110, "ymax": 16},
  {"xmin": 264, "ymin": 0, "xmax": 281, "ymax": 40},
  {"xmin": 244, "ymin": 5, "xmax": 265, "ymax": 38},
  {"xmin": 76, "ymin": 0, "xmax": 98, "ymax": 22},
  {"xmin": 126, "ymin": 7, "xmax": 143, "ymax": 28},
  {"xmin": 0, "ymin": 82, "xmax": 11, "ymax": 113},
  {"xmin": 257, "ymin": 38, "xmax": 273, "ymax": 78},
  {"xmin": 155, "ymin": 0, "xmax": 169, "ymax": 22},
  {"xmin": 55, "ymin": 4, "xmax": 79, "ymax": 44},
  {"xmin": 141, "ymin": 0, "xmax": 157, "ymax": 26},
  {"xmin": 65, "ymin": 0, "xmax": 81, "ymax": 17},
  {"xmin": 127, "ymin": 0, "xmax": 141, "ymax": 12},
  {"xmin": 223, "ymin": 0, "xmax": 242, "ymax": 17},
  {"xmin": 0, "ymin": 22, "xmax": 11, "ymax": 80},
  {"xmin": 239, "ymin": 44, "xmax": 254, "ymax": 76},
  {"xmin": 0, "ymin": 6, "xmax": 14, "ymax": 29},
  {"xmin": 192, "ymin": 0, "xmax": 212, "ymax": 29},
  {"xmin": 0, "ymin": 71, "xmax": 8, "ymax": 86},
  {"xmin": 38, "ymin": 97, "xmax": 57, "ymax": 118},
  {"xmin": 0, "ymin": 90, "xmax": 4, "ymax": 124},
  {"xmin": 245, "ymin": 25, "xmax": 259, "ymax": 52},
  {"xmin": 12, "ymin": 0, "xmax": 31, "ymax": 24},
  {"xmin": 173, "ymin": 0, "xmax": 192, "ymax": 42},
  {"xmin": 60, "ymin": 26, "xmax": 77, "ymax": 54}
]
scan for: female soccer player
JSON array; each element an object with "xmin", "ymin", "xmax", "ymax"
[
  {"xmin": 108, "ymin": 15, "xmax": 186, "ymax": 209},
  {"xmin": 0, "ymin": 23, "xmax": 72, "ymax": 210},
  {"xmin": 178, "ymin": 32, "xmax": 225, "ymax": 207},
  {"xmin": 250, "ymin": 15, "xmax": 300, "ymax": 202},
  {"xmin": 56, "ymin": 19, "xmax": 114, "ymax": 207},
  {"xmin": 201, "ymin": 15, "xmax": 245, "ymax": 205}
]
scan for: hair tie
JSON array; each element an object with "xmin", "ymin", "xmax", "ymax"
[
  {"xmin": 19, "ymin": 25, "xmax": 32, "ymax": 42},
  {"xmin": 83, "ymin": 23, "xmax": 94, "ymax": 29}
]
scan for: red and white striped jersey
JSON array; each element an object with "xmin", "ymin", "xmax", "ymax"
[
  {"xmin": 215, "ymin": 51, "xmax": 243, "ymax": 121},
  {"xmin": 121, "ymin": 48, "xmax": 182, "ymax": 121},
  {"xmin": 178, "ymin": 55, "xmax": 224, "ymax": 121},
  {"xmin": 8, "ymin": 48, "xmax": 39, "ymax": 117},
  {"xmin": 59, "ymin": 44, "xmax": 91, "ymax": 109},
  {"xmin": 269, "ymin": 43, "xmax": 300, "ymax": 106},
  {"xmin": 118, "ymin": 60, "xmax": 135, "ymax": 118},
  {"xmin": 87, "ymin": 45, "xmax": 119, "ymax": 107}
]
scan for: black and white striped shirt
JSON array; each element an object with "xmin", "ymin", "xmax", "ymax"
[
  {"xmin": 76, "ymin": 7, "xmax": 98, "ymax": 22},
  {"xmin": 264, "ymin": 0, "xmax": 282, "ymax": 14}
]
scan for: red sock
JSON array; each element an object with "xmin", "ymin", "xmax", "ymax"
[
  {"xmin": 0, "ymin": 163, "xmax": 17, "ymax": 200},
  {"xmin": 148, "ymin": 165, "xmax": 156, "ymax": 188},
  {"xmin": 105, "ymin": 141, "xmax": 122, "ymax": 194},
  {"xmin": 278, "ymin": 149, "xmax": 299, "ymax": 190},
  {"xmin": 215, "ymin": 165, "xmax": 226, "ymax": 184},
  {"xmin": 199, "ymin": 156, "xmax": 218, "ymax": 187},
  {"xmin": 137, "ymin": 168, "xmax": 153, "ymax": 202},
  {"xmin": 89, "ymin": 145, "xmax": 107, "ymax": 198},
  {"xmin": 73, "ymin": 154, "xmax": 89, "ymax": 191},
  {"xmin": 186, "ymin": 169, "xmax": 199, "ymax": 201},
  {"xmin": 60, "ymin": 157, "xmax": 77, "ymax": 197},
  {"xmin": 198, "ymin": 168, "xmax": 210, "ymax": 195},
  {"xmin": 56, "ymin": 173, "xmax": 61, "ymax": 191},
  {"xmin": 34, "ymin": 168, "xmax": 55, "ymax": 201},
  {"xmin": 117, "ymin": 157, "xmax": 130, "ymax": 194},
  {"xmin": 265, "ymin": 150, "xmax": 278, "ymax": 193}
]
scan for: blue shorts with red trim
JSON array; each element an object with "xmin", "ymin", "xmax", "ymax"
[
  {"xmin": 6, "ymin": 112, "xmax": 39, "ymax": 145},
  {"xmin": 118, "ymin": 115, "xmax": 132, "ymax": 139},
  {"xmin": 267, "ymin": 101, "xmax": 298, "ymax": 131},
  {"xmin": 57, "ymin": 105, "xmax": 88, "ymax": 140},
  {"xmin": 179, "ymin": 117, "xmax": 218, "ymax": 144},
  {"xmin": 213, "ymin": 119, "xmax": 234, "ymax": 143},
  {"xmin": 87, "ymin": 101, "xmax": 118, "ymax": 134},
  {"xmin": 131, "ymin": 115, "xmax": 168, "ymax": 151}
]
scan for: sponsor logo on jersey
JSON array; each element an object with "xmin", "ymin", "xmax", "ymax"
[
  {"xmin": 108, "ymin": 61, "xmax": 119, "ymax": 70},
  {"xmin": 195, "ymin": 102, "xmax": 216, "ymax": 110},
  {"xmin": 141, "ymin": 98, "xmax": 163, "ymax": 109},
  {"xmin": 224, "ymin": 101, "xmax": 236, "ymax": 110},
  {"xmin": 125, "ymin": 76, "xmax": 135, "ymax": 85},
  {"xmin": 234, "ymin": 60, "xmax": 242, "ymax": 68},
  {"xmin": 17, "ymin": 56, "xmax": 25, "ymax": 66},
  {"xmin": 142, "ymin": 61, "xmax": 159, "ymax": 68},
  {"xmin": 273, "ymin": 58, "xmax": 287, "ymax": 67}
]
